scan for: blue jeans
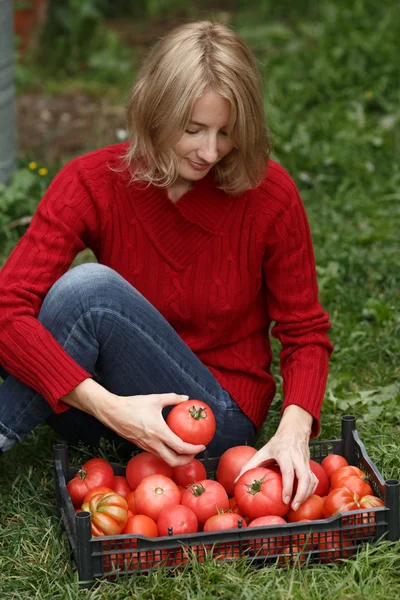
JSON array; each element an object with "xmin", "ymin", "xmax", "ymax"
[{"xmin": 0, "ymin": 264, "xmax": 255, "ymax": 457}]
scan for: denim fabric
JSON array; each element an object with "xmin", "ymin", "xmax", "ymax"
[{"xmin": 0, "ymin": 263, "xmax": 255, "ymax": 456}]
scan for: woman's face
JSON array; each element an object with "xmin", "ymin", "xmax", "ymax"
[{"xmin": 172, "ymin": 88, "xmax": 235, "ymax": 185}]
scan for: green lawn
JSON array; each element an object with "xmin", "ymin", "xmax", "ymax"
[{"xmin": 1, "ymin": 1, "xmax": 400, "ymax": 598}]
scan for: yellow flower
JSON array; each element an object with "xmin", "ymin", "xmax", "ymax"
[
  {"xmin": 28, "ymin": 161, "xmax": 37, "ymax": 170},
  {"xmin": 365, "ymin": 90, "xmax": 373, "ymax": 99},
  {"xmin": 38, "ymin": 167, "xmax": 48, "ymax": 176}
]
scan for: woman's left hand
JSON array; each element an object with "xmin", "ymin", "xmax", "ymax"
[{"xmin": 235, "ymin": 405, "xmax": 318, "ymax": 511}]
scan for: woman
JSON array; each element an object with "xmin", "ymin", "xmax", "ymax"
[{"xmin": 0, "ymin": 21, "xmax": 333, "ymax": 512}]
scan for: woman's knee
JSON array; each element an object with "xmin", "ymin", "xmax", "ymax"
[{"xmin": 39, "ymin": 263, "xmax": 125, "ymax": 324}]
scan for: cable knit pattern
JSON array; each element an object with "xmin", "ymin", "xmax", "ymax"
[{"xmin": 0, "ymin": 143, "xmax": 333, "ymax": 434}]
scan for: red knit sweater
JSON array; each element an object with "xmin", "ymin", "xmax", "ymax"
[{"xmin": 0, "ymin": 143, "xmax": 333, "ymax": 434}]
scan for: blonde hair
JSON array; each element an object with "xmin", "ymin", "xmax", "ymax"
[{"xmin": 122, "ymin": 21, "xmax": 270, "ymax": 195}]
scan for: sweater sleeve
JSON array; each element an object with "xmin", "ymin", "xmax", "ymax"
[
  {"xmin": 261, "ymin": 170, "xmax": 333, "ymax": 437},
  {"xmin": 0, "ymin": 161, "xmax": 100, "ymax": 412}
]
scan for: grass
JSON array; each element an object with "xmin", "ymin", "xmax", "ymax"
[{"xmin": 1, "ymin": 0, "xmax": 400, "ymax": 598}]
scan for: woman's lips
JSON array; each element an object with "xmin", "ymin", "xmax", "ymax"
[{"xmin": 186, "ymin": 159, "xmax": 211, "ymax": 171}]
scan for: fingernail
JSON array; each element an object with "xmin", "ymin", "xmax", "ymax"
[
  {"xmin": 284, "ymin": 496, "xmax": 291, "ymax": 505},
  {"xmin": 293, "ymin": 502, "xmax": 299, "ymax": 511},
  {"xmin": 181, "ymin": 395, "xmax": 189, "ymax": 400}
]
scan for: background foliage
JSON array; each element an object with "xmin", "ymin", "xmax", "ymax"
[{"xmin": 1, "ymin": 0, "xmax": 400, "ymax": 597}]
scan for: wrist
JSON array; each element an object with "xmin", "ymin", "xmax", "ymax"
[
  {"xmin": 277, "ymin": 405, "xmax": 313, "ymax": 435},
  {"xmin": 61, "ymin": 378, "xmax": 113, "ymax": 418}
]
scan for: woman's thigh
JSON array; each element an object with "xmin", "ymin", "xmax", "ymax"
[{"xmin": 1, "ymin": 263, "xmax": 256, "ymax": 456}]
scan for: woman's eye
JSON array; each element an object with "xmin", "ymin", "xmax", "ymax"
[
  {"xmin": 185, "ymin": 129, "xmax": 199, "ymax": 135},
  {"xmin": 219, "ymin": 131, "xmax": 228, "ymax": 137}
]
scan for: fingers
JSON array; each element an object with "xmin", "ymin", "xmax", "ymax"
[
  {"xmin": 279, "ymin": 465, "xmax": 295, "ymax": 505},
  {"xmin": 291, "ymin": 468, "xmax": 318, "ymax": 511},
  {"xmin": 156, "ymin": 393, "xmax": 189, "ymax": 407},
  {"xmin": 160, "ymin": 427, "xmax": 206, "ymax": 457}
]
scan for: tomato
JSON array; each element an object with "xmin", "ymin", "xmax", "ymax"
[
  {"xmin": 67, "ymin": 458, "xmax": 114, "ymax": 508},
  {"xmin": 317, "ymin": 531, "xmax": 353, "ymax": 563},
  {"xmin": 172, "ymin": 458, "xmax": 207, "ymax": 487},
  {"xmin": 166, "ymin": 399, "xmax": 216, "ymax": 445},
  {"xmin": 81, "ymin": 491, "xmax": 128, "ymax": 536},
  {"xmin": 323, "ymin": 487, "xmax": 360, "ymax": 518},
  {"xmin": 122, "ymin": 514, "xmax": 158, "ymax": 536},
  {"xmin": 157, "ymin": 504, "xmax": 198, "ymax": 536},
  {"xmin": 286, "ymin": 494, "xmax": 324, "ymax": 523},
  {"xmin": 126, "ymin": 491, "xmax": 137, "ymax": 515},
  {"xmin": 214, "ymin": 544, "xmax": 243, "ymax": 561},
  {"xmin": 234, "ymin": 467, "xmax": 289, "ymax": 520},
  {"xmin": 203, "ymin": 512, "xmax": 247, "ymax": 532},
  {"xmin": 82, "ymin": 486, "xmax": 114, "ymax": 505},
  {"xmin": 181, "ymin": 479, "xmax": 229, "ymax": 526},
  {"xmin": 125, "ymin": 452, "xmax": 172, "ymax": 490},
  {"xmin": 330, "ymin": 466, "xmax": 373, "ymax": 497},
  {"xmin": 112, "ymin": 475, "xmax": 132, "ymax": 498},
  {"xmin": 248, "ymin": 515, "xmax": 287, "ymax": 527},
  {"xmin": 216, "ymin": 445, "xmax": 258, "ymax": 496},
  {"xmin": 321, "ymin": 454, "xmax": 349, "ymax": 481},
  {"xmin": 135, "ymin": 474, "xmax": 181, "ymax": 522},
  {"xmin": 343, "ymin": 494, "xmax": 384, "ymax": 539}
]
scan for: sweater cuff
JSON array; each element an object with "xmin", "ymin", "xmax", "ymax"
[{"xmin": 280, "ymin": 364, "xmax": 328, "ymax": 438}]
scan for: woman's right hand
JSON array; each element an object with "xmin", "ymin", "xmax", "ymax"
[{"xmin": 62, "ymin": 379, "xmax": 205, "ymax": 467}]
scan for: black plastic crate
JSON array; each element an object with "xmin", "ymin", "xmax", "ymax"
[{"xmin": 53, "ymin": 415, "xmax": 399, "ymax": 588}]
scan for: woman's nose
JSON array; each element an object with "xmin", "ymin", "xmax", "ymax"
[{"xmin": 197, "ymin": 136, "xmax": 219, "ymax": 163}]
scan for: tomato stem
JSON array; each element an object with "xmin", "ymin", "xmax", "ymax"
[
  {"xmin": 77, "ymin": 468, "xmax": 87, "ymax": 480},
  {"xmin": 188, "ymin": 406, "xmax": 208, "ymax": 421},
  {"xmin": 190, "ymin": 483, "xmax": 205, "ymax": 497},
  {"xmin": 245, "ymin": 476, "xmax": 265, "ymax": 495}
]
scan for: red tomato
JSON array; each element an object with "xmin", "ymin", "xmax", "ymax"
[
  {"xmin": 122, "ymin": 514, "xmax": 158, "ymax": 536},
  {"xmin": 82, "ymin": 486, "xmax": 114, "ymax": 505},
  {"xmin": 166, "ymin": 399, "xmax": 216, "ymax": 445},
  {"xmin": 112, "ymin": 475, "xmax": 132, "ymax": 498},
  {"xmin": 214, "ymin": 545, "xmax": 242, "ymax": 561},
  {"xmin": 247, "ymin": 516, "xmax": 287, "ymax": 557},
  {"xmin": 172, "ymin": 459, "xmax": 207, "ymax": 487},
  {"xmin": 181, "ymin": 479, "xmax": 229, "ymax": 526},
  {"xmin": 286, "ymin": 494, "xmax": 324, "ymax": 523},
  {"xmin": 203, "ymin": 512, "xmax": 247, "ymax": 532},
  {"xmin": 248, "ymin": 515, "xmax": 287, "ymax": 527},
  {"xmin": 330, "ymin": 466, "xmax": 373, "ymax": 497},
  {"xmin": 323, "ymin": 487, "xmax": 360, "ymax": 518},
  {"xmin": 321, "ymin": 454, "xmax": 349, "ymax": 481},
  {"xmin": 135, "ymin": 474, "xmax": 181, "ymax": 522},
  {"xmin": 216, "ymin": 445, "xmax": 257, "ymax": 496},
  {"xmin": 157, "ymin": 504, "xmax": 198, "ymax": 536},
  {"xmin": 125, "ymin": 452, "xmax": 172, "ymax": 490},
  {"xmin": 67, "ymin": 458, "xmax": 114, "ymax": 508},
  {"xmin": 81, "ymin": 491, "xmax": 128, "ymax": 536},
  {"xmin": 126, "ymin": 491, "xmax": 137, "ymax": 515},
  {"xmin": 234, "ymin": 467, "xmax": 289, "ymax": 520},
  {"xmin": 317, "ymin": 531, "xmax": 353, "ymax": 562}
]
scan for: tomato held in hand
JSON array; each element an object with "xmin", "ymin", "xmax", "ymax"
[
  {"xmin": 330, "ymin": 466, "xmax": 373, "ymax": 497},
  {"xmin": 321, "ymin": 454, "xmax": 349, "ymax": 481},
  {"xmin": 216, "ymin": 445, "xmax": 257, "ymax": 496},
  {"xmin": 181, "ymin": 479, "xmax": 229, "ymax": 526},
  {"xmin": 125, "ymin": 452, "xmax": 173, "ymax": 490},
  {"xmin": 234, "ymin": 467, "xmax": 289, "ymax": 520},
  {"xmin": 203, "ymin": 512, "xmax": 247, "ymax": 532},
  {"xmin": 135, "ymin": 474, "xmax": 181, "ymax": 522},
  {"xmin": 286, "ymin": 494, "xmax": 324, "ymax": 522},
  {"xmin": 292, "ymin": 460, "xmax": 329, "ymax": 498},
  {"xmin": 81, "ymin": 491, "xmax": 128, "ymax": 536},
  {"xmin": 172, "ymin": 458, "xmax": 207, "ymax": 488},
  {"xmin": 67, "ymin": 457, "xmax": 114, "ymax": 508},
  {"xmin": 157, "ymin": 504, "xmax": 198, "ymax": 536},
  {"xmin": 166, "ymin": 399, "xmax": 216, "ymax": 445}
]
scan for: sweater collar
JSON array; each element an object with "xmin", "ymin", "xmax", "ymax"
[{"xmin": 128, "ymin": 171, "xmax": 238, "ymax": 271}]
